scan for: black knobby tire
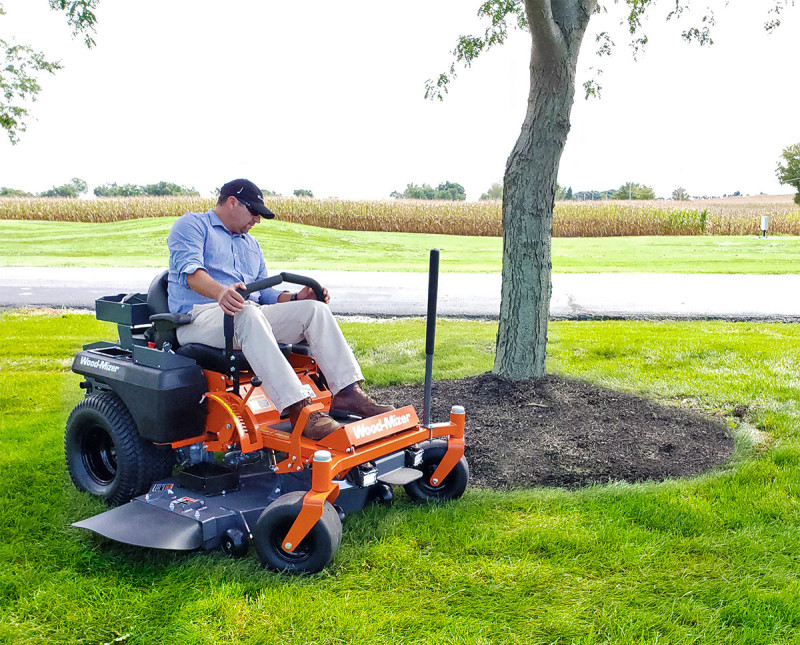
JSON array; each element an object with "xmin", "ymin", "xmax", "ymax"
[
  {"xmin": 253, "ymin": 491, "xmax": 342, "ymax": 574},
  {"xmin": 403, "ymin": 439, "xmax": 469, "ymax": 503},
  {"xmin": 65, "ymin": 391, "xmax": 175, "ymax": 507}
]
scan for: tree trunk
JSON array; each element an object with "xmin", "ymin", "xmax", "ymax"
[{"xmin": 492, "ymin": 0, "xmax": 593, "ymax": 380}]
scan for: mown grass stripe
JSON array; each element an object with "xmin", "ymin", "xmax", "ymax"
[
  {"xmin": 3, "ymin": 218, "xmax": 800, "ymax": 273},
  {"xmin": 2, "ymin": 311, "xmax": 800, "ymax": 643}
]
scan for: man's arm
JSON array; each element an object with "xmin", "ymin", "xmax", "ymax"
[{"xmin": 186, "ymin": 269, "xmax": 248, "ymax": 316}]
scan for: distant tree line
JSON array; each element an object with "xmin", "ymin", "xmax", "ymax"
[
  {"xmin": 94, "ymin": 181, "xmax": 199, "ymax": 197},
  {"xmin": 0, "ymin": 179, "xmax": 200, "ymax": 198},
  {"xmin": 1, "ymin": 181, "xmax": 319, "ymax": 199},
  {"xmin": 554, "ymin": 182, "xmax": 656, "ymax": 201},
  {"xmin": 478, "ymin": 180, "xmax": 659, "ymax": 202},
  {"xmin": 391, "ymin": 181, "xmax": 466, "ymax": 201},
  {"xmin": 0, "ymin": 178, "xmax": 89, "ymax": 198},
  {"xmin": 477, "ymin": 180, "xmax": 759, "ymax": 202}
]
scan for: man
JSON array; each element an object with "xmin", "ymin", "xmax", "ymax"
[{"xmin": 167, "ymin": 178, "xmax": 393, "ymax": 440}]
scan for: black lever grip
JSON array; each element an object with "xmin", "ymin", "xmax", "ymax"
[
  {"xmin": 236, "ymin": 273, "xmax": 324, "ymax": 301},
  {"xmin": 236, "ymin": 275, "xmax": 284, "ymax": 297}
]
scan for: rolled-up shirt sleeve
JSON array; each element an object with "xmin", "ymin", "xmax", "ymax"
[
  {"xmin": 257, "ymin": 287, "xmax": 283, "ymax": 305},
  {"xmin": 168, "ymin": 215, "xmax": 206, "ymax": 287}
]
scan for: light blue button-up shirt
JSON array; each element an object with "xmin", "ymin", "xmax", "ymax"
[{"xmin": 167, "ymin": 209, "xmax": 283, "ymax": 314}]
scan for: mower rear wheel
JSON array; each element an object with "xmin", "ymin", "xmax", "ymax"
[
  {"xmin": 253, "ymin": 491, "xmax": 342, "ymax": 574},
  {"xmin": 403, "ymin": 439, "xmax": 469, "ymax": 503},
  {"xmin": 65, "ymin": 391, "xmax": 175, "ymax": 507}
]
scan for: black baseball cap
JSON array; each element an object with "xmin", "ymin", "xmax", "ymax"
[{"xmin": 219, "ymin": 179, "xmax": 275, "ymax": 219}]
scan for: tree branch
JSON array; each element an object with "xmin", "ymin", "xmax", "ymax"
[
  {"xmin": 48, "ymin": 0, "xmax": 100, "ymax": 48},
  {"xmin": 526, "ymin": 0, "xmax": 597, "ymax": 60},
  {"xmin": 425, "ymin": 0, "xmax": 528, "ymax": 100},
  {"xmin": 0, "ymin": 1, "xmax": 99, "ymax": 143},
  {"xmin": 524, "ymin": 0, "xmax": 565, "ymax": 60},
  {"xmin": 0, "ymin": 40, "xmax": 62, "ymax": 143}
]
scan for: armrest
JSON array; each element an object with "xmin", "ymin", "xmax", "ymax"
[{"xmin": 149, "ymin": 313, "xmax": 192, "ymax": 327}]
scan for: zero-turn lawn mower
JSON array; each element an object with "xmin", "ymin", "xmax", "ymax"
[{"xmin": 67, "ymin": 251, "xmax": 468, "ymax": 573}]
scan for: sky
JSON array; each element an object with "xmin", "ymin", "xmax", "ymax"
[{"xmin": 1, "ymin": 0, "xmax": 799, "ymax": 201}]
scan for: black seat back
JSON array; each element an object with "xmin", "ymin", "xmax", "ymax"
[
  {"xmin": 147, "ymin": 269, "xmax": 170, "ymax": 316},
  {"xmin": 146, "ymin": 270, "xmax": 179, "ymax": 348}
]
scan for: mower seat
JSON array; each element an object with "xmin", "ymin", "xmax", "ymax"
[
  {"xmin": 173, "ymin": 343, "xmax": 251, "ymax": 373},
  {"xmin": 145, "ymin": 270, "xmax": 305, "ymax": 375}
]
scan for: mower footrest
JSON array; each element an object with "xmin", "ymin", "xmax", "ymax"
[
  {"xmin": 72, "ymin": 500, "xmax": 203, "ymax": 550},
  {"xmin": 378, "ymin": 467, "xmax": 422, "ymax": 486}
]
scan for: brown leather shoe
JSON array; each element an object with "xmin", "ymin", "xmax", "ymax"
[
  {"xmin": 332, "ymin": 383, "xmax": 395, "ymax": 419},
  {"xmin": 302, "ymin": 410, "xmax": 342, "ymax": 441},
  {"xmin": 284, "ymin": 398, "xmax": 341, "ymax": 441}
]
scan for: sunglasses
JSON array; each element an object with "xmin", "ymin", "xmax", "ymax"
[{"xmin": 236, "ymin": 198, "xmax": 260, "ymax": 218}]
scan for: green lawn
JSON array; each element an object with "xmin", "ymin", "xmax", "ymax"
[
  {"xmin": 2, "ymin": 311, "xmax": 799, "ymax": 643},
  {"xmin": 2, "ymin": 218, "xmax": 799, "ymax": 273}
]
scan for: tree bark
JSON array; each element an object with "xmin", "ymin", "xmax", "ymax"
[{"xmin": 492, "ymin": 0, "xmax": 594, "ymax": 380}]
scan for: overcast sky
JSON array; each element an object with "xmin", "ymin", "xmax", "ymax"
[{"xmin": 1, "ymin": 1, "xmax": 798, "ymax": 201}]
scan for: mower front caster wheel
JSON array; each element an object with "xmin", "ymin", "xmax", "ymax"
[
  {"xmin": 221, "ymin": 528, "xmax": 249, "ymax": 558},
  {"xmin": 253, "ymin": 491, "xmax": 342, "ymax": 574},
  {"xmin": 367, "ymin": 483, "xmax": 394, "ymax": 506},
  {"xmin": 403, "ymin": 439, "xmax": 469, "ymax": 503}
]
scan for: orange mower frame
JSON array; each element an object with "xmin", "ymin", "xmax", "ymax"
[{"xmin": 168, "ymin": 358, "xmax": 466, "ymax": 554}]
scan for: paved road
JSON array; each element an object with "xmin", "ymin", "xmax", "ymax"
[{"xmin": 3, "ymin": 266, "xmax": 800, "ymax": 320}]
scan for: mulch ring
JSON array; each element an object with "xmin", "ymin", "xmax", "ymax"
[{"xmin": 371, "ymin": 372, "xmax": 735, "ymax": 490}]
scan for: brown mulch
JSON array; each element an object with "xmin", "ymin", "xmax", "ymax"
[{"xmin": 372, "ymin": 373, "xmax": 734, "ymax": 490}]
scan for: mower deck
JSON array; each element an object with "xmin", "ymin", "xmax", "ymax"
[{"xmin": 73, "ymin": 445, "xmax": 421, "ymax": 551}]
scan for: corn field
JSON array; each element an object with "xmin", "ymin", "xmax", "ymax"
[{"xmin": 1, "ymin": 195, "xmax": 798, "ymax": 237}]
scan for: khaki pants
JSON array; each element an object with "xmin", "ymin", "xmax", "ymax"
[{"xmin": 177, "ymin": 300, "xmax": 363, "ymax": 413}]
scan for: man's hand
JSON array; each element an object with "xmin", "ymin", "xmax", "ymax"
[
  {"xmin": 218, "ymin": 282, "xmax": 247, "ymax": 315},
  {"xmin": 297, "ymin": 285, "xmax": 330, "ymax": 304},
  {"xmin": 187, "ymin": 269, "xmax": 248, "ymax": 316}
]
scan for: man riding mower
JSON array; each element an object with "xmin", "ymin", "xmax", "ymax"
[{"xmin": 67, "ymin": 258, "xmax": 468, "ymax": 573}]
